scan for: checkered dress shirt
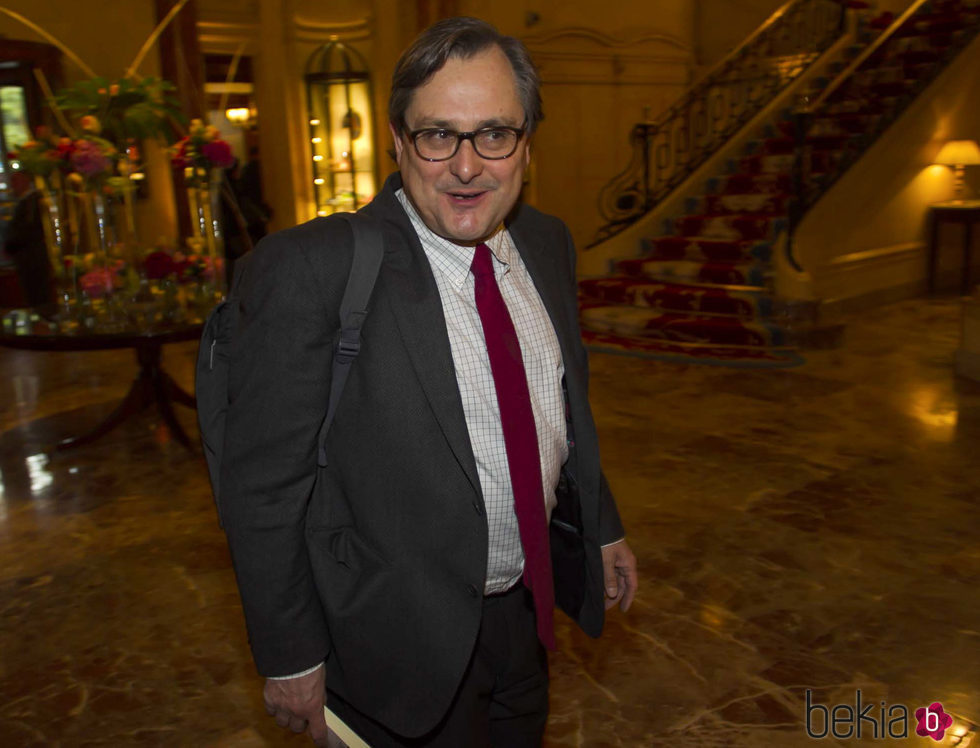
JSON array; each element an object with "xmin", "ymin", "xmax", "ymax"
[{"xmin": 397, "ymin": 189, "xmax": 568, "ymax": 594}]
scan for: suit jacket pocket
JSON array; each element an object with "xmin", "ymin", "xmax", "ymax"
[{"xmin": 306, "ymin": 525, "xmax": 389, "ymax": 614}]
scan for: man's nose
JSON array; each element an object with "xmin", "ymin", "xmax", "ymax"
[{"xmin": 448, "ymin": 138, "xmax": 484, "ymax": 182}]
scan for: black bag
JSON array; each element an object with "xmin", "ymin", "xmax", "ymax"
[
  {"xmin": 195, "ymin": 213, "xmax": 384, "ymax": 513},
  {"xmin": 550, "ymin": 378, "xmax": 588, "ymax": 619},
  {"xmin": 550, "ymin": 467, "xmax": 587, "ymax": 619}
]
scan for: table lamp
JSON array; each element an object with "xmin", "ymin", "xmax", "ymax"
[{"xmin": 935, "ymin": 139, "xmax": 980, "ymax": 200}]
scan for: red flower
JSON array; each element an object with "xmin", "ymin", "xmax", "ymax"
[
  {"xmin": 173, "ymin": 257, "xmax": 192, "ymax": 283},
  {"xmin": 201, "ymin": 139, "xmax": 234, "ymax": 168},
  {"xmin": 79, "ymin": 269, "xmax": 117, "ymax": 298},
  {"xmin": 171, "ymin": 137, "xmax": 190, "ymax": 167},
  {"xmin": 144, "ymin": 250, "xmax": 177, "ymax": 280}
]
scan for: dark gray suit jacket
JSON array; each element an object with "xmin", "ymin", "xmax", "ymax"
[{"xmin": 218, "ymin": 172, "xmax": 624, "ymax": 737}]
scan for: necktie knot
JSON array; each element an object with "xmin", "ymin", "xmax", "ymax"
[{"xmin": 471, "ymin": 242, "xmax": 494, "ymax": 280}]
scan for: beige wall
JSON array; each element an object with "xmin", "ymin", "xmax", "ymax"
[
  {"xmin": 0, "ymin": 0, "xmax": 160, "ymax": 82},
  {"xmin": 695, "ymin": 0, "xmax": 784, "ymax": 69}
]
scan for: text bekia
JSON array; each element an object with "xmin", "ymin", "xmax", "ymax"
[{"xmin": 805, "ymin": 690, "xmax": 909, "ymax": 740}]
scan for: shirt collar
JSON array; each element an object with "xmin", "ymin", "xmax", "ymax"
[{"xmin": 396, "ymin": 188, "xmax": 514, "ymax": 290}]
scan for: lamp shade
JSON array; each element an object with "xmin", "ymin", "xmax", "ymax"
[{"xmin": 935, "ymin": 139, "xmax": 980, "ymax": 166}]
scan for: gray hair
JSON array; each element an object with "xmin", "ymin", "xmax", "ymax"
[{"xmin": 389, "ymin": 17, "xmax": 543, "ymax": 137}]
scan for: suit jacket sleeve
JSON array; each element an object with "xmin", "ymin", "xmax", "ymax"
[
  {"xmin": 217, "ymin": 220, "xmax": 353, "ymax": 677},
  {"xmin": 561, "ymin": 223, "xmax": 625, "ymax": 546}
]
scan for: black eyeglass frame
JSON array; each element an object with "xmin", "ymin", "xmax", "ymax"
[{"xmin": 405, "ymin": 121, "xmax": 528, "ymax": 162}]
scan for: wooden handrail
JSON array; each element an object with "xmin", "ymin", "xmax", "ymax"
[
  {"xmin": 807, "ymin": 0, "xmax": 931, "ymax": 112},
  {"xmin": 642, "ymin": 0, "xmax": 798, "ymax": 127}
]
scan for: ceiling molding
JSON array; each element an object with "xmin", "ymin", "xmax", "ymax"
[
  {"xmin": 197, "ymin": 20, "xmax": 259, "ymax": 50},
  {"xmin": 291, "ymin": 15, "xmax": 372, "ymax": 43}
]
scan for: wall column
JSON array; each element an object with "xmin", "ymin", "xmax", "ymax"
[
  {"xmin": 255, "ymin": 0, "xmax": 305, "ymax": 230},
  {"xmin": 371, "ymin": 0, "xmax": 419, "ymax": 184}
]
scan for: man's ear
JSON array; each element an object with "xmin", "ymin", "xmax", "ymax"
[
  {"xmin": 519, "ymin": 136, "xmax": 532, "ymax": 173},
  {"xmin": 389, "ymin": 122, "xmax": 404, "ymax": 162}
]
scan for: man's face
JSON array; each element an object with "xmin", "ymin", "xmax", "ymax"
[{"xmin": 391, "ymin": 46, "xmax": 530, "ymax": 245}]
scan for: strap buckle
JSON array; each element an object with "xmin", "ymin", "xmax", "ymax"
[{"xmin": 334, "ymin": 334, "xmax": 361, "ymax": 362}]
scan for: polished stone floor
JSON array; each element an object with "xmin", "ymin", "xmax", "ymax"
[{"xmin": 0, "ymin": 296, "xmax": 978, "ymax": 747}]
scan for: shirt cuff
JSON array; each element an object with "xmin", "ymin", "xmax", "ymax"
[{"xmin": 267, "ymin": 662, "xmax": 324, "ymax": 680}]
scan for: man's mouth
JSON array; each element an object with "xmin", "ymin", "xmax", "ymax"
[{"xmin": 446, "ymin": 190, "xmax": 486, "ymax": 202}]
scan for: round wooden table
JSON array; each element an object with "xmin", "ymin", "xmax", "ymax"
[{"xmin": 0, "ymin": 311, "xmax": 203, "ymax": 451}]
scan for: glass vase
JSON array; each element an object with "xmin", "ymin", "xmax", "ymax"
[
  {"xmin": 113, "ymin": 174, "xmax": 141, "ymax": 268},
  {"xmin": 185, "ymin": 166, "xmax": 226, "ymax": 305},
  {"xmin": 35, "ymin": 173, "xmax": 77, "ymax": 320},
  {"xmin": 68, "ymin": 184, "xmax": 124, "ymax": 330}
]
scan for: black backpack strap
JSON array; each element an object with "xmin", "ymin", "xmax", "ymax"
[{"xmin": 317, "ymin": 212, "xmax": 384, "ymax": 467}]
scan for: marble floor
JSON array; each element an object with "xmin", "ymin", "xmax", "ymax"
[{"xmin": 0, "ymin": 296, "xmax": 978, "ymax": 747}]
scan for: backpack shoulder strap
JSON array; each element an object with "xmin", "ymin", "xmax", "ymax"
[{"xmin": 317, "ymin": 212, "xmax": 384, "ymax": 467}]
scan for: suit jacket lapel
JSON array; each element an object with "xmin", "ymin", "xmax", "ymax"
[
  {"xmin": 509, "ymin": 212, "xmax": 590, "ymax": 485},
  {"xmin": 366, "ymin": 180, "xmax": 484, "ymax": 499},
  {"xmin": 507, "ymin": 216, "xmax": 578, "ymax": 376}
]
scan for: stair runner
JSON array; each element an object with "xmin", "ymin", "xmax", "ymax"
[{"xmin": 579, "ymin": 0, "xmax": 980, "ymax": 367}]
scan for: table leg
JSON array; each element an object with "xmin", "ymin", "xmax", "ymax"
[
  {"xmin": 56, "ymin": 374, "xmax": 153, "ymax": 450},
  {"xmin": 56, "ymin": 341, "xmax": 196, "ymax": 451},
  {"xmin": 165, "ymin": 374, "xmax": 197, "ymax": 408},
  {"xmin": 963, "ymin": 220, "xmax": 974, "ymax": 297},
  {"xmin": 153, "ymin": 366, "xmax": 193, "ymax": 449}
]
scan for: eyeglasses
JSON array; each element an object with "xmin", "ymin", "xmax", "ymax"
[{"xmin": 406, "ymin": 121, "xmax": 527, "ymax": 161}]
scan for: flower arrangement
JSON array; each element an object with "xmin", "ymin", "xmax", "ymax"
[
  {"xmin": 11, "ymin": 127, "xmax": 70, "ymax": 177},
  {"xmin": 1, "ymin": 1, "xmax": 230, "ymax": 321},
  {"xmin": 171, "ymin": 118, "xmax": 235, "ymax": 171},
  {"xmin": 143, "ymin": 248, "xmax": 220, "ymax": 283},
  {"xmin": 13, "ymin": 74, "xmax": 181, "ymax": 188},
  {"xmin": 14, "ymin": 122, "xmax": 142, "ymax": 197},
  {"xmin": 55, "ymin": 76, "xmax": 183, "ymax": 150}
]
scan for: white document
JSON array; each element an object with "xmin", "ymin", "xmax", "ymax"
[{"xmin": 324, "ymin": 705, "xmax": 371, "ymax": 748}]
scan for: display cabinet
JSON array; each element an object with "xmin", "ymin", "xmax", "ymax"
[{"xmin": 304, "ymin": 40, "xmax": 376, "ymax": 216}]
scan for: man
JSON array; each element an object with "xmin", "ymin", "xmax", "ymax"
[{"xmin": 219, "ymin": 17, "xmax": 637, "ymax": 747}]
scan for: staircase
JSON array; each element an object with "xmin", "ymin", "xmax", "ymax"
[{"xmin": 580, "ymin": 0, "xmax": 980, "ymax": 367}]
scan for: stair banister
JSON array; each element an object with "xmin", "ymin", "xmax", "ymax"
[
  {"xmin": 786, "ymin": 0, "xmax": 971, "ymax": 273},
  {"xmin": 591, "ymin": 0, "xmax": 847, "ymax": 247},
  {"xmin": 808, "ymin": 0, "xmax": 932, "ymax": 112}
]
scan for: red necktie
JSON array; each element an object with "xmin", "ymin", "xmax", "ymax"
[{"xmin": 471, "ymin": 242, "xmax": 556, "ymax": 651}]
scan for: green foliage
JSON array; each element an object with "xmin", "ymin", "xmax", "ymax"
[{"xmin": 56, "ymin": 76, "xmax": 186, "ymax": 147}]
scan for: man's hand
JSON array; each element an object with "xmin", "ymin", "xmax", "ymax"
[
  {"xmin": 601, "ymin": 539, "xmax": 638, "ymax": 612},
  {"xmin": 263, "ymin": 665, "xmax": 333, "ymax": 746}
]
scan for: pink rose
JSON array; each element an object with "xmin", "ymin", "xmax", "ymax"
[
  {"xmin": 70, "ymin": 139, "xmax": 111, "ymax": 177},
  {"xmin": 79, "ymin": 269, "xmax": 116, "ymax": 298}
]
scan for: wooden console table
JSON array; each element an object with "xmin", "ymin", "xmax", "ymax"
[{"xmin": 928, "ymin": 200, "xmax": 980, "ymax": 296}]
